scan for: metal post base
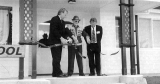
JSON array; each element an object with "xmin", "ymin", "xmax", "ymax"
[
  {"xmin": 131, "ymin": 68, "xmax": 136, "ymax": 75},
  {"xmin": 19, "ymin": 57, "xmax": 24, "ymax": 79},
  {"xmin": 31, "ymin": 70, "xmax": 37, "ymax": 79},
  {"xmin": 122, "ymin": 68, "xmax": 127, "ymax": 75},
  {"xmin": 19, "ymin": 71, "xmax": 24, "ymax": 79}
]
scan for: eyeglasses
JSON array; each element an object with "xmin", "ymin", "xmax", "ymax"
[{"xmin": 74, "ymin": 20, "xmax": 80, "ymax": 23}]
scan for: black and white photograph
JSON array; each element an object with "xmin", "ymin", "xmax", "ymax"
[{"xmin": 0, "ymin": 0, "xmax": 160, "ymax": 84}]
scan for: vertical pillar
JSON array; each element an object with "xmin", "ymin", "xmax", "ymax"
[
  {"xmin": 120, "ymin": 0, "xmax": 128, "ymax": 75},
  {"xmin": 31, "ymin": 0, "xmax": 37, "ymax": 79},
  {"xmin": 121, "ymin": 47, "xmax": 127, "ymax": 75},
  {"xmin": 19, "ymin": 0, "xmax": 25, "ymax": 79},
  {"xmin": 19, "ymin": 0, "xmax": 37, "ymax": 79},
  {"xmin": 135, "ymin": 15, "xmax": 140, "ymax": 74},
  {"xmin": 120, "ymin": 0, "xmax": 136, "ymax": 75},
  {"xmin": 19, "ymin": 57, "xmax": 24, "ymax": 79},
  {"xmin": 129, "ymin": 0, "xmax": 136, "ymax": 75}
]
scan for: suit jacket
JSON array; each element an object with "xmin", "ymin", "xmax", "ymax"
[
  {"xmin": 82, "ymin": 25, "xmax": 103, "ymax": 52},
  {"xmin": 82, "ymin": 25, "xmax": 103, "ymax": 45},
  {"xmin": 49, "ymin": 16, "xmax": 72, "ymax": 45}
]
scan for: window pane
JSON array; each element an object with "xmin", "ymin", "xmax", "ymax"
[
  {"xmin": 0, "ymin": 7, "xmax": 12, "ymax": 45},
  {"xmin": 153, "ymin": 20, "xmax": 160, "ymax": 48},
  {"xmin": 115, "ymin": 17, "xmax": 121, "ymax": 48},
  {"xmin": 139, "ymin": 18, "xmax": 152, "ymax": 48}
]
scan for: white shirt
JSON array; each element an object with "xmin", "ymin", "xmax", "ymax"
[
  {"xmin": 91, "ymin": 26, "xmax": 97, "ymax": 43},
  {"xmin": 58, "ymin": 15, "xmax": 62, "ymax": 21}
]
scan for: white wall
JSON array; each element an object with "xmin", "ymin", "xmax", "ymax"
[{"xmin": 100, "ymin": 7, "xmax": 122, "ymax": 74}]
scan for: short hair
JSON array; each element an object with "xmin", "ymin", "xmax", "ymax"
[
  {"xmin": 57, "ymin": 8, "xmax": 68, "ymax": 15},
  {"xmin": 43, "ymin": 33, "xmax": 48, "ymax": 37},
  {"xmin": 90, "ymin": 18, "xmax": 97, "ymax": 22}
]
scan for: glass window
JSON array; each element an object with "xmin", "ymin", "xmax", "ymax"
[
  {"xmin": 153, "ymin": 20, "xmax": 160, "ymax": 48},
  {"xmin": 115, "ymin": 17, "xmax": 121, "ymax": 48},
  {"xmin": 0, "ymin": 6, "xmax": 12, "ymax": 45},
  {"xmin": 139, "ymin": 18, "xmax": 152, "ymax": 48}
]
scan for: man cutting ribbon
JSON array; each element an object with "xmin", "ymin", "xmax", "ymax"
[{"xmin": 48, "ymin": 8, "xmax": 77, "ymax": 77}]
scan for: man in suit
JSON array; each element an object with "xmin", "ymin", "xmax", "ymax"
[
  {"xmin": 49, "ymin": 8, "xmax": 77, "ymax": 77},
  {"xmin": 82, "ymin": 18, "xmax": 103, "ymax": 76},
  {"xmin": 67, "ymin": 16, "xmax": 85, "ymax": 76}
]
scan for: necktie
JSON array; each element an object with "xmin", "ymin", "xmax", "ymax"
[{"xmin": 91, "ymin": 27, "xmax": 96, "ymax": 43}]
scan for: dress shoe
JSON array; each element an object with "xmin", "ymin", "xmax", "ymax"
[
  {"xmin": 89, "ymin": 74, "xmax": 95, "ymax": 76},
  {"xmin": 79, "ymin": 74, "xmax": 85, "ymax": 76},
  {"xmin": 52, "ymin": 74, "xmax": 57, "ymax": 77},
  {"xmin": 97, "ymin": 74, "xmax": 101, "ymax": 76},
  {"xmin": 52, "ymin": 75, "xmax": 56, "ymax": 77},
  {"xmin": 63, "ymin": 74, "xmax": 68, "ymax": 77},
  {"xmin": 67, "ymin": 74, "xmax": 72, "ymax": 77},
  {"xmin": 57, "ymin": 74, "xmax": 68, "ymax": 77}
]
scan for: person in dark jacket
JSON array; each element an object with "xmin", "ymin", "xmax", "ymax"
[
  {"xmin": 39, "ymin": 33, "xmax": 49, "ymax": 48},
  {"xmin": 82, "ymin": 18, "xmax": 103, "ymax": 76},
  {"xmin": 48, "ymin": 8, "xmax": 77, "ymax": 77}
]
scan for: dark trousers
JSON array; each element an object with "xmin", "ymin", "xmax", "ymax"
[
  {"xmin": 50, "ymin": 46, "xmax": 63, "ymax": 76},
  {"xmin": 87, "ymin": 43, "xmax": 101, "ymax": 75},
  {"xmin": 68, "ymin": 45, "xmax": 84, "ymax": 75}
]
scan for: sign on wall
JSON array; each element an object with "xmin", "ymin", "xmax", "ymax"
[{"xmin": 0, "ymin": 45, "xmax": 25, "ymax": 58}]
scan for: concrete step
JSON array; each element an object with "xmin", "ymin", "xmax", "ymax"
[
  {"xmin": 47, "ymin": 76, "xmax": 122, "ymax": 84},
  {"xmin": 0, "ymin": 79, "xmax": 50, "ymax": 84},
  {"xmin": 0, "ymin": 75, "xmax": 147, "ymax": 84},
  {"xmin": 46, "ymin": 75, "xmax": 147, "ymax": 84},
  {"xmin": 0, "ymin": 77, "xmax": 124, "ymax": 84}
]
